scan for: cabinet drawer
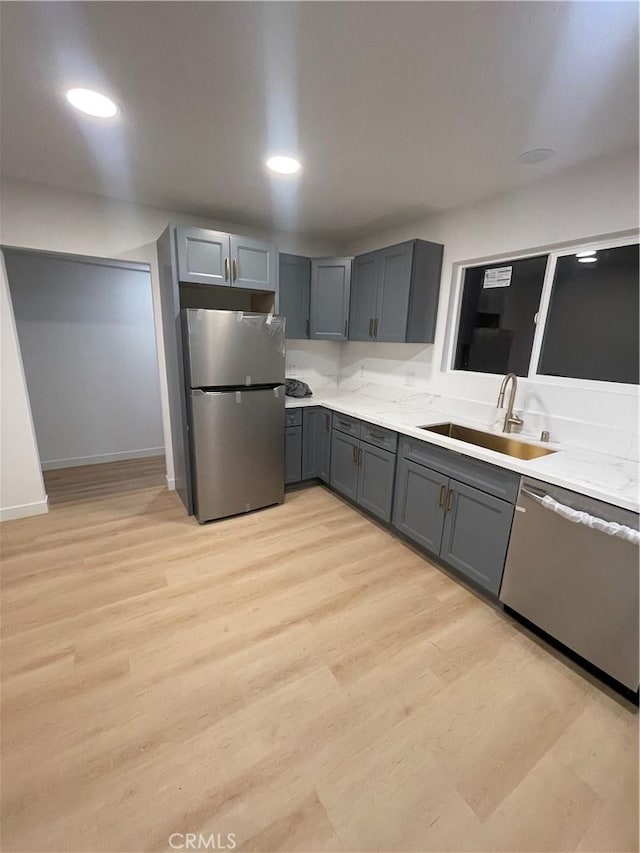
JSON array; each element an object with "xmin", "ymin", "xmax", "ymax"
[
  {"xmin": 361, "ymin": 423, "xmax": 397, "ymax": 453},
  {"xmin": 285, "ymin": 408, "xmax": 303, "ymax": 427},
  {"xmin": 332, "ymin": 412, "xmax": 361, "ymax": 438},
  {"xmin": 399, "ymin": 436, "xmax": 520, "ymax": 503}
]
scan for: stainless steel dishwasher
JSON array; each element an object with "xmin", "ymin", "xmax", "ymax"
[{"xmin": 500, "ymin": 477, "xmax": 639, "ymax": 691}]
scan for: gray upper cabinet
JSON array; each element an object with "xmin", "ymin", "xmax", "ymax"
[
  {"xmin": 279, "ymin": 254, "xmax": 311, "ymax": 339},
  {"xmin": 356, "ymin": 442, "xmax": 396, "ymax": 522},
  {"xmin": 310, "ymin": 258, "xmax": 352, "ymax": 340},
  {"xmin": 349, "ymin": 253, "xmax": 379, "ymax": 341},
  {"xmin": 330, "ymin": 429, "xmax": 359, "ymax": 499},
  {"xmin": 440, "ymin": 480, "xmax": 514, "ymax": 595},
  {"xmin": 349, "ymin": 239, "xmax": 443, "ymax": 343},
  {"xmin": 230, "ymin": 235, "xmax": 276, "ymax": 292},
  {"xmin": 176, "ymin": 227, "xmax": 231, "ymax": 286},
  {"xmin": 393, "ymin": 457, "xmax": 449, "ymax": 553},
  {"xmin": 175, "ymin": 227, "xmax": 276, "ymax": 291}
]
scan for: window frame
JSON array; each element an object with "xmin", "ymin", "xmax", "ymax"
[{"xmin": 445, "ymin": 232, "xmax": 640, "ymax": 394}]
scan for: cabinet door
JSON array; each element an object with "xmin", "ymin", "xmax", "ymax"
[
  {"xmin": 285, "ymin": 426, "xmax": 302, "ymax": 484},
  {"xmin": 440, "ymin": 480, "xmax": 514, "ymax": 594},
  {"xmin": 318, "ymin": 408, "xmax": 332, "ymax": 483},
  {"xmin": 392, "ymin": 458, "xmax": 448, "ymax": 554},
  {"xmin": 230, "ymin": 235, "xmax": 277, "ymax": 292},
  {"xmin": 329, "ymin": 430, "xmax": 359, "ymax": 499},
  {"xmin": 176, "ymin": 227, "xmax": 230, "ymax": 286},
  {"xmin": 356, "ymin": 442, "xmax": 396, "ymax": 523},
  {"xmin": 279, "ymin": 254, "xmax": 310, "ymax": 339},
  {"xmin": 375, "ymin": 242, "xmax": 414, "ymax": 342},
  {"xmin": 310, "ymin": 258, "xmax": 352, "ymax": 340},
  {"xmin": 349, "ymin": 253, "xmax": 379, "ymax": 341},
  {"xmin": 301, "ymin": 408, "xmax": 321, "ymax": 479}
]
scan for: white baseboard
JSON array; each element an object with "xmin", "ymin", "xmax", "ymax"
[
  {"xmin": 0, "ymin": 497, "xmax": 49, "ymax": 522},
  {"xmin": 166, "ymin": 475, "xmax": 176, "ymax": 490},
  {"xmin": 41, "ymin": 447, "xmax": 165, "ymax": 471}
]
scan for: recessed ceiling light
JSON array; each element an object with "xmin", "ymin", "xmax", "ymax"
[
  {"xmin": 576, "ymin": 250, "xmax": 596, "ymax": 258},
  {"xmin": 518, "ymin": 148, "xmax": 555, "ymax": 164},
  {"xmin": 578, "ymin": 257, "xmax": 598, "ymax": 264},
  {"xmin": 266, "ymin": 155, "xmax": 301, "ymax": 175},
  {"xmin": 65, "ymin": 88, "xmax": 118, "ymax": 118}
]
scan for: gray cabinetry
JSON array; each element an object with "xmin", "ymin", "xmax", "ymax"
[
  {"xmin": 330, "ymin": 429, "xmax": 360, "ymax": 500},
  {"xmin": 302, "ymin": 407, "xmax": 331, "ymax": 481},
  {"xmin": 440, "ymin": 480, "xmax": 515, "ymax": 594},
  {"xmin": 393, "ymin": 458, "xmax": 449, "ymax": 553},
  {"xmin": 310, "ymin": 258, "xmax": 352, "ymax": 340},
  {"xmin": 230, "ymin": 235, "xmax": 276, "ymax": 292},
  {"xmin": 279, "ymin": 254, "xmax": 310, "ymax": 339},
  {"xmin": 349, "ymin": 239, "xmax": 443, "ymax": 343},
  {"xmin": 330, "ymin": 419, "xmax": 397, "ymax": 522},
  {"xmin": 285, "ymin": 426, "xmax": 302, "ymax": 484},
  {"xmin": 356, "ymin": 441, "xmax": 396, "ymax": 522},
  {"xmin": 175, "ymin": 227, "xmax": 276, "ymax": 291},
  {"xmin": 393, "ymin": 440, "xmax": 517, "ymax": 595},
  {"xmin": 176, "ymin": 227, "xmax": 230, "ymax": 286}
]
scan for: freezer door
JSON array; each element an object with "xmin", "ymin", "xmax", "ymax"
[
  {"xmin": 184, "ymin": 308, "xmax": 285, "ymax": 388},
  {"xmin": 190, "ymin": 386, "xmax": 285, "ymax": 522}
]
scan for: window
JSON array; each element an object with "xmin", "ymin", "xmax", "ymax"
[
  {"xmin": 452, "ymin": 238, "xmax": 639, "ymax": 386},
  {"xmin": 454, "ymin": 255, "xmax": 548, "ymax": 376},
  {"xmin": 539, "ymin": 244, "xmax": 639, "ymax": 385}
]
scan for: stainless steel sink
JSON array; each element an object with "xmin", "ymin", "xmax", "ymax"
[{"xmin": 419, "ymin": 422, "xmax": 556, "ymax": 460}]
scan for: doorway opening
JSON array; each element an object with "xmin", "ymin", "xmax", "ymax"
[{"xmin": 3, "ymin": 248, "xmax": 166, "ymax": 505}]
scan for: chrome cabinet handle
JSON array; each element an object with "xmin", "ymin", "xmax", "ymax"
[
  {"xmin": 232, "ymin": 258, "xmax": 238, "ymax": 281},
  {"xmin": 446, "ymin": 488, "xmax": 454, "ymax": 512},
  {"xmin": 224, "ymin": 257, "xmax": 230, "ymax": 281},
  {"xmin": 438, "ymin": 485, "xmax": 446, "ymax": 508}
]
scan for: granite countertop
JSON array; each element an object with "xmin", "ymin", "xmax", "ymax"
[{"xmin": 285, "ymin": 391, "xmax": 639, "ymax": 513}]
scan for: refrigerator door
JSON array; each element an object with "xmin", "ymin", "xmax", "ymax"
[
  {"xmin": 184, "ymin": 309, "xmax": 285, "ymax": 388},
  {"xmin": 190, "ymin": 386, "xmax": 285, "ymax": 522}
]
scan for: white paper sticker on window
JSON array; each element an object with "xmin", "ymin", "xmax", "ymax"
[{"xmin": 483, "ymin": 266, "xmax": 512, "ymax": 288}]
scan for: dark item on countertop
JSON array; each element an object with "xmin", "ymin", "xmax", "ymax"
[{"xmin": 285, "ymin": 378, "xmax": 312, "ymax": 398}]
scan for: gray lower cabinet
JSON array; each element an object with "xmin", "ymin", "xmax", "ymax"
[
  {"xmin": 230, "ymin": 235, "xmax": 276, "ymax": 292},
  {"xmin": 356, "ymin": 441, "xmax": 396, "ymax": 522},
  {"xmin": 349, "ymin": 239, "xmax": 444, "ymax": 343},
  {"xmin": 392, "ymin": 449, "xmax": 516, "ymax": 595},
  {"xmin": 440, "ymin": 480, "xmax": 515, "ymax": 595},
  {"xmin": 330, "ymin": 426, "xmax": 397, "ymax": 522},
  {"xmin": 301, "ymin": 407, "xmax": 331, "ymax": 481},
  {"xmin": 393, "ymin": 458, "xmax": 449, "ymax": 553},
  {"xmin": 330, "ymin": 430, "xmax": 360, "ymax": 500},
  {"xmin": 285, "ymin": 426, "xmax": 302, "ymax": 484},
  {"xmin": 279, "ymin": 254, "xmax": 310, "ymax": 339},
  {"xmin": 310, "ymin": 258, "xmax": 352, "ymax": 340}
]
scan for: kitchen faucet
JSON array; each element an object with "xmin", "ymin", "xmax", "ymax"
[{"xmin": 497, "ymin": 373, "xmax": 524, "ymax": 434}]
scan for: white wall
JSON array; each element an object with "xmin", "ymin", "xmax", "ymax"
[
  {"xmin": 340, "ymin": 151, "xmax": 640, "ymax": 456},
  {"xmin": 4, "ymin": 250, "xmax": 164, "ymax": 469},
  {"xmin": 0, "ymin": 252, "xmax": 47, "ymax": 520},
  {"xmin": 0, "ymin": 177, "xmax": 338, "ymax": 509}
]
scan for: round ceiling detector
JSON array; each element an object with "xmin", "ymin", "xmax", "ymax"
[{"xmin": 518, "ymin": 148, "xmax": 555, "ymax": 164}]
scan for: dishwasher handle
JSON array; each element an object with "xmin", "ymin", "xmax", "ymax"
[{"xmin": 519, "ymin": 488, "xmax": 639, "ymax": 546}]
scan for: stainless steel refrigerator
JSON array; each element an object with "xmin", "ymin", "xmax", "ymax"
[{"xmin": 182, "ymin": 308, "xmax": 285, "ymax": 523}]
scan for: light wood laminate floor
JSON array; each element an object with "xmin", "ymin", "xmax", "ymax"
[{"xmin": 1, "ymin": 461, "xmax": 637, "ymax": 852}]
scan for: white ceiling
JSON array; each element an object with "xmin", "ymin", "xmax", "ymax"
[{"xmin": 1, "ymin": 1, "xmax": 638, "ymax": 242}]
